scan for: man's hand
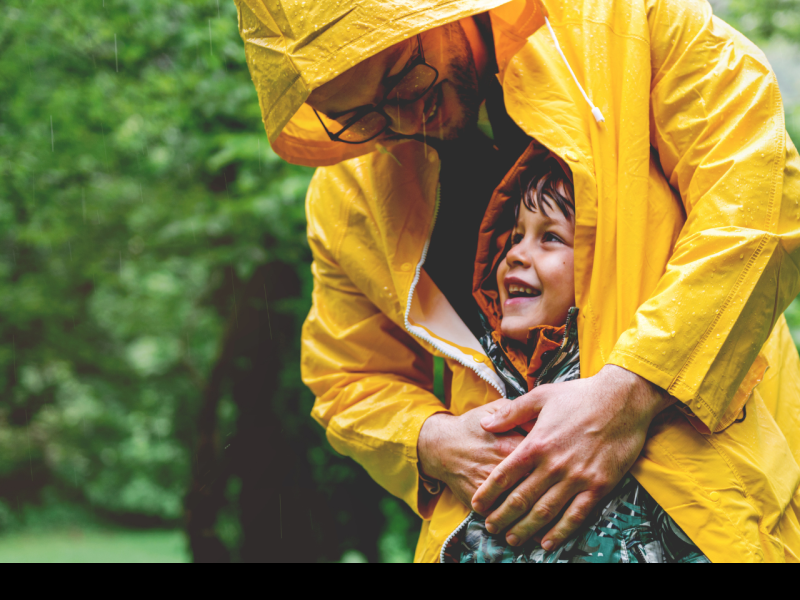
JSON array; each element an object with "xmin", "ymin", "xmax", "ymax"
[
  {"xmin": 418, "ymin": 400, "xmax": 527, "ymax": 510},
  {"xmin": 471, "ymin": 365, "xmax": 675, "ymax": 550}
]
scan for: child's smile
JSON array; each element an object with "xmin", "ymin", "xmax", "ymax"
[{"xmin": 503, "ymin": 275, "xmax": 542, "ymax": 305}]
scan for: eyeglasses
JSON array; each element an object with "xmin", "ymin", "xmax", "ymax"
[{"xmin": 313, "ymin": 36, "xmax": 439, "ymax": 144}]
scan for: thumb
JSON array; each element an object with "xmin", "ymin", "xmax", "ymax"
[{"xmin": 480, "ymin": 389, "xmax": 545, "ymax": 432}]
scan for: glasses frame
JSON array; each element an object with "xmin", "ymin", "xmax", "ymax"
[{"xmin": 313, "ymin": 35, "xmax": 440, "ymax": 145}]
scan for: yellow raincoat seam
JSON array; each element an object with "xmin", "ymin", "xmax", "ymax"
[
  {"xmin": 583, "ymin": 302, "xmax": 607, "ymax": 364},
  {"xmin": 764, "ymin": 84, "xmax": 784, "ymax": 231},
  {"xmin": 670, "ymin": 233, "xmax": 772, "ymax": 407},
  {"xmin": 610, "ymin": 349, "xmax": 679, "ymax": 380}
]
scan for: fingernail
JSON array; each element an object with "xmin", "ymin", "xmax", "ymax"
[
  {"xmin": 542, "ymin": 540, "xmax": 553, "ymax": 551},
  {"xmin": 506, "ymin": 534, "xmax": 519, "ymax": 546},
  {"xmin": 485, "ymin": 522, "xmax": 497, "ymax": 534},
  {"xmin": 480, "ymin": 416, "xmax": 495, "ymax": 428},
  {"xmin": 472, "ymin": 501, "xmax": 484, "ymax": 513}
]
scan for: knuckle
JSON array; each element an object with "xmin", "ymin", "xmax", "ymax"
[
  {"xmin": 493, "ymin": 469, "xmax": 512, "ymax": 491},
  {"xmin": 566, "ymin": 506, "xmax": 589, "ymax": 526},
  {"xmin": 533, "ymin": 503, "xmax": 556, "ymax": 523},
  {"xmin": 591, "ymin": 475, "xmax": 613, "ymax": 492},
  {"xmin": 496, "ymin": 404, "xmax": 512, "ymax": 419},
  {"xmin": 506, "ymin": 494, "xmax": 530, "ymax": 514}
]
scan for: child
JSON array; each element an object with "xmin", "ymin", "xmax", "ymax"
[{"xmin": 442, "ymin": 151, "xmax": 708, "ymax": 563}]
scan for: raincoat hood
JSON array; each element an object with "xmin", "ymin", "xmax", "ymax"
[
  {"xmin": 235, "ymin": 0, "xmax": 547, "ymax": 166},
  {"xmin": 473, "ymin": 141, "xmax": 572, "ymax": 332}
]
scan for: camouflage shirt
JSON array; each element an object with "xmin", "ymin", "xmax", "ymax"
[{"xmin": 441, "ymin": 308, "xmax": 709, "ymax": 563}]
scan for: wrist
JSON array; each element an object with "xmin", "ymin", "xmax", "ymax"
[
  {"xmin": 418, "ymin": 412, "xmax": 451, "ymax": 483},
  {"xmin": 601, "ymin": 364, "xmax": 675, "ymax": 422}
]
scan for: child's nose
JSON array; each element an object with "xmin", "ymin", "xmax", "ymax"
[{"xmin": 506, "ymin": 242, "xmax": 531, "ymax": 267}]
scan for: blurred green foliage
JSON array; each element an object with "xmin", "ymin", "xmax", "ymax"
[
  {"xmin": 0, "ymin": 0, "xmax": 414, "ymax": 562},
  {"xmin": 0, "ymin": 0, "xmax": 798, "ymax": 562}
]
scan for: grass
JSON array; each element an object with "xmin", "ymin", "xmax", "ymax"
[{"xmin": 0, "ymin": 530, "xmax": 190, "ymax": 563}]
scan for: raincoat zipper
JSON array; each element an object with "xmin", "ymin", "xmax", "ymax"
[
  {"xmin": 533, "ymin": 307, "xmax": 578, "ymax": 389},
  {"xmin": 403, "ymin": 184, "xmax": 505, "ymax": 396},
  {"xmin": 441, "ymin": 308, "xmax": 579, "ymax": 562},
  {"xmin": 440, "ymin": 509, "xmax": 477, "ymax": 563}
]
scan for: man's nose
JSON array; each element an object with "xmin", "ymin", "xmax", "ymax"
[{"xmin": 385, "ymin": 102, "xmax": 424, "ymax": 137}]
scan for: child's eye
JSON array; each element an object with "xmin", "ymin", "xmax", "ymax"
[
  {"xmin": 543, "ymin": 232, "xmax": 563, "ymax": 244},
  {"xmin": 511, "ymin": 233, "xmax": 524, "ymax": 246}
]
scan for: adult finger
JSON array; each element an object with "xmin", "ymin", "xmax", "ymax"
[
  {"xmin": 471, "ymin": 439, "xmax": 546, "ymax": 515},
  {"xmin": 539, "ymin": 491, "xmax": 599, "ymax": 551},
  {"xmin": 481, "ymin": 468, "xmax": 556, "ymax": 533},
  {"xmin": 504, "ymin": 482, "xmax": 574, "ymax": 546},
  {"xmin": 480, "ymin": 388, "xmax": 545, "ymax": 433}
]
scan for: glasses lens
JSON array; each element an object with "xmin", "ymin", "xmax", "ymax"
[
  {"xmin": 338, "ymin": 110, "xmax": 389, "ymax": 143},
  {"xmin": 394, "ymin": 64, "xmax": 437, "ymax": 103}
]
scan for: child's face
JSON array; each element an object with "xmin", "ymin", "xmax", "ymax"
[{"xmin": 496, "ymin": 199, "xmax": 575, "ymax": 343}]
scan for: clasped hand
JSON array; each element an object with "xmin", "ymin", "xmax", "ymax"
[{"xmin": 418, "ymin": 365, "xmax": 672, "ymax": 551}]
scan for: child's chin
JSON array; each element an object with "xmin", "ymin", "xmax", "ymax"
[{"xmin": 500, "ymin": 320, "xmax": 533, "ymax": 344}]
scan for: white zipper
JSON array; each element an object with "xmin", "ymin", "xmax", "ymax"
[
  {"xmin": 403, "ymin": 184, "xmax": 505, "ymax": 396},
  {"xmin": 439, "ymin": 510, "xmax": 476, "ymax": 563}
]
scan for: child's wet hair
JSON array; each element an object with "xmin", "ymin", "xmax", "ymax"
[{"xmin": 516, "ymin": 158, "xmax": 575, "ymax": 222}]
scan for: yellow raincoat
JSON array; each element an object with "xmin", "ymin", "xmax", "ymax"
[{"xmin": 237, "ymin": 0, "xmax": 800, "ymax": 562}]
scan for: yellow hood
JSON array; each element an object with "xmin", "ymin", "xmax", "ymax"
[{"xmin": 235, "ymin": 0, "xmax": 546, "ymax": 166}]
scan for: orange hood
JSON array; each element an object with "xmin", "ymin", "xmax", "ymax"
[{"xmin": 472, "ymin": 140, "xmax": 573, "ymax": 379}]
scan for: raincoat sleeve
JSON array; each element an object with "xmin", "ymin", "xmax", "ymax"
[
  {"xmin": 608, "ymin": 0, "xmax": 800, "ymax": 432},
  {"xmin": 301, "ymin": 169, "xmax": 448, "ymax": 518}
]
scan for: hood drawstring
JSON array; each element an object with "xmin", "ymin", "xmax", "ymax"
[{"xmin": 544, "ymin": 17, "xmax": 605, "ymax": 124}]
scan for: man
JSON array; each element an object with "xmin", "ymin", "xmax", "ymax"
[{"xmin": 236, "ymin": 0, "xmax": 800, "ymax": 562}]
